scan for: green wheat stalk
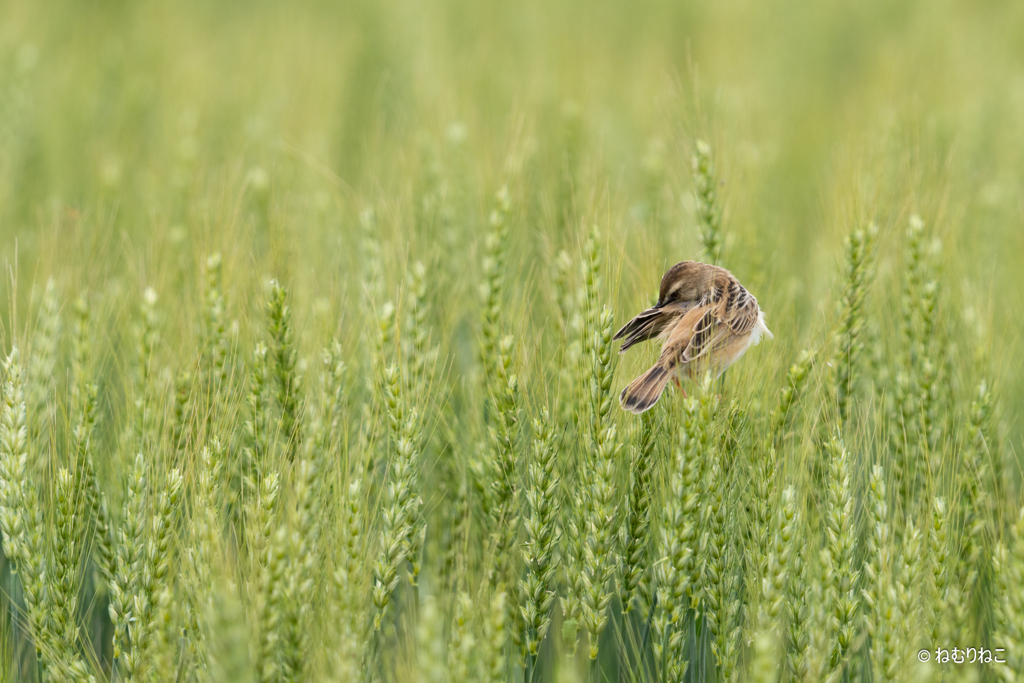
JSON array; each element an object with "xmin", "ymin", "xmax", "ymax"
[{"xmin": 693, "ymin": 140, "xmax": 723, "ymax": 265}]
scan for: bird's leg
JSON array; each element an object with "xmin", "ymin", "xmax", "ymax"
[{"xmin": 672, "ymin": 375, "xmax": 688, "ymax": 398}]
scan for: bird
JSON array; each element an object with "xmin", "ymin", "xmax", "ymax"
[{"xmin": 615, "ymin": 260, "xmax": 773, "ymax": 414}]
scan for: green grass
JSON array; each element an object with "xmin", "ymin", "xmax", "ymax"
[{"xmin": 0, "ymin": 0, "xmax": 1023, "ymax": 681}]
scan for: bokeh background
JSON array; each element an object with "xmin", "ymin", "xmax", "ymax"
[{"xmin": 3, "ymin": 0, "xmax": 1023, "ymax": 413}]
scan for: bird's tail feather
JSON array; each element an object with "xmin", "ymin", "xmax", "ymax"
[{"xmin": 619, "ymin": 364, "xmax": 673, "ymax": 414}]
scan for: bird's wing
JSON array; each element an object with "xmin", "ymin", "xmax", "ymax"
[
  {"xmin": 722, "ymin": 282, "xmax": 760, "ymax": 336},
  {"xmin": 655, "ymin": 304, "xmax": 728, "ymax": 369},
  {"xmin": 614, "ymin": 300, "xmax": 695, "ymax": 353},
  {"xmin": 680, "ymin": 305, "xmax": 733, "ymax": 364}
]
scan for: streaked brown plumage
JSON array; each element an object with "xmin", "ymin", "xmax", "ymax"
[{"xmin": 616, "ymin": 261, "xmax": 773, "ymax": 414}]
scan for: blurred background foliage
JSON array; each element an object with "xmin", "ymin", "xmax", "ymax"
[{"xmin": 1, "ymin": 0, "xmax": 1022, "ymax": 453}]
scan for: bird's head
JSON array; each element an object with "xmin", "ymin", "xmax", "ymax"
[{"xmin": 656, "ymin": 260, "xmax": 718, "ymax": 306}]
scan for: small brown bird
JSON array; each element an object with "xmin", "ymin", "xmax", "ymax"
[{"xmin": 616, "ymin": 261, "xmax": 773, "ymax": 413}]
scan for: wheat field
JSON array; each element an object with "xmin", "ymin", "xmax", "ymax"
[{"xmin": 0, "ymin": 0, "xmax": 1023, "ymax": 682}]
